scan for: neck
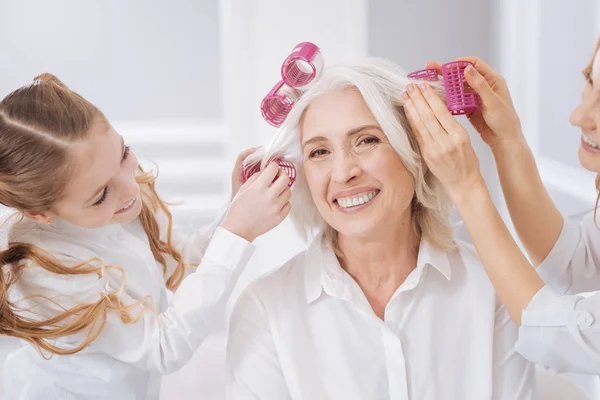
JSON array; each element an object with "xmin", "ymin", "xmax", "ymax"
[{"xmin": 337, "ymin": 212, "xmax": 420, "ymax": 317}]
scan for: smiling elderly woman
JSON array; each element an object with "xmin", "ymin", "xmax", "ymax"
[{"xmin": 225, "ymin": 59, "xmax": 536, "ymax": 400}]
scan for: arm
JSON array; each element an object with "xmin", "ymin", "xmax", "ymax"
[
  {"xmin": 491, "ymin": 141, "xmax": 563, "ymax": 266},
  {"xmin": 91, "ymin": 228, "xmax": 254, "ymax": 373},
  {"xmin": 225, "ymin": 289, "xmax": 292, "ymax": 400},
  {"xmin": 15, "ymin": 228, "xmax": 254, "ymax": 374},
  {"xmin": 405, "ymin": 81, "xmax": 600, "ymax": 374},
  {"xmin": 429, "ymin": 57, "xmax": 563, "ymax": 265}
]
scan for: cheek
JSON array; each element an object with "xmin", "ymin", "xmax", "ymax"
[{"xmin": 304, "ymin": 164, "xmax": 329, "ymax": 202}]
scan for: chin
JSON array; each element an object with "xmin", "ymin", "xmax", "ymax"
[
  {"xmin": 331, "ymin": 220, "xmax": 377, "ymax": 240},
  {"xmin": 578, "ymin": 147, "xmax": 600, "ymax": 173}
]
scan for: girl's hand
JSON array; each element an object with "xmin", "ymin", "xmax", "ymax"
[{"xmin": 222, "ymin": 162, "xmax": 292, "ymax": 242}]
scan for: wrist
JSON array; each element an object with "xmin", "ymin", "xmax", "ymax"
[
  {"xmin": 220, "ymin": 220, "xmax": 256, "ymax": 243},
  {"xmin": 490, "ymin": 130, "xmax": 529, "ymax": 157},
  {"xmin": 447, "ymin": 176, "xmax": 490, "ymax": 210}
]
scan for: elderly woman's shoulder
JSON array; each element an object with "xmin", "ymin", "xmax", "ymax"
[{"xmin": 240, "ymin": 247, "xmax": 317, "ymax": 305}]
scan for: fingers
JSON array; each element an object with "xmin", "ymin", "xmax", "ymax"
[
  {"xmin": 256, "ymin": 162, "xmax": 280, "ymax": 186},
  {"xmin": 404, "ymin": 84, "xmax": 450, "ymax": 145},
  {"xmin": 463, "ymin": 65, "xmax": 499, "ymax": 109},
  {"xmin": 454, "ymin": 56, "xmax": 501, "ymax": 83},
  {"xmin": 417, "ymin": 84, "xmax": 467, "ymax": 140},
  {"xmin": 278, "ymin": 202, "xmax": 292, "ymax": 220},
  {"xmin": 234, "ymin": 147, "xmax": 260, "ymax": 174},
  {"xmin": 268, "ymin": 167, "xmax": 291, "ymax": 195},
  {"xmin": 276, "ymin": 186, "xmax": 292, "ymax": 209},
  {"xmin": 403, "ymin": 90, "xmax": 433, "ymax": 150}
]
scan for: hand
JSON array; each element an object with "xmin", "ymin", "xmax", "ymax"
[
  {"xmin": 221, "ymin": 162, "xmax": 292, "ymax": 242},
  {"xmin": 425, "ymin": 57, "xmax": 524, "ymax": 150},
  {"xmin": 403, "ymin": 82, "xmax": 485, "ymax": 202},
  {"xmin": 231, "ymin": 147, "xmax": 260, "ymax": 201}
]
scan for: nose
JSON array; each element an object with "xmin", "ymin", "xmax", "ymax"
[
  {"xmin": 570, "ymin": 98, "xmax": 597, "ymax": 134},
  {"xmin": 330, "ymin": 150, "xmax": 361, "ymax": 185},
  {"xmin": 117, "ymin": 162, "xmax": 140, "ymax": 204}
]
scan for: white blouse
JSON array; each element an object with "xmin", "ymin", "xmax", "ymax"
[
  {"xmin": 2, "ymin": 209, "xmax": 254, "ymax": 400},
  {"xmin": 516, "ymin": 211, "xmax": 600, "ymax": 374},
  {"xmin": 226, "ymin": 234, "xmax": 536, "ymax": 400}
]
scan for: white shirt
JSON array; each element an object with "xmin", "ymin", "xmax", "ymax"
[
  {"xmin": 516, "ymin": 211, "xmax": 600, "ymax": 374},
  {"xmin": 2, "ymin": 210, "xmax": 254, "ymax": 400},
  {"xmin": 226, "ymin": 234, "xmax": 536, "ymax": 400}
]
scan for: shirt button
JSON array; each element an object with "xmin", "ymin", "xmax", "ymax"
[{"xmin": 576, "ymin": 312, "xmax": 594, "ymax": 328}]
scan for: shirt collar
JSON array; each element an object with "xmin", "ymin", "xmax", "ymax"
[{"xmin": 304, "ymin": 233, "xmax": 453, "ymax": 304}]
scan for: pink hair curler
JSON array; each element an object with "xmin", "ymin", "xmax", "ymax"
[
  {"xmin": 441, "ymin": 61, "xmax": 480, "ymax": 115},
  {"xmin": 241, "ymin": 158, "xmax": 296, "ymax": 187},
  {"xmin": 281, "ymin": 42, "xmax": 324, "ymax": 90},
  {"xmin": 260, "ymin": 80, "xmax": 301, "ymax": 127},
  {"xmin": 407, "ymin": 68, "xmax": 439, "ymax": 81}
]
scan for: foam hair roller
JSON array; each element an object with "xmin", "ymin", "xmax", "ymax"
[
  {"xmin": 281, "ymin": 42, "xmax": 325, "ymax": 90},
  {"xmin": 441, "ymin": 61, "xmax": 480, "ymax": 116},
  {"xmin": 241, "ymin": 158, "xmax": 296, "ymax": 187},
  {"xmin": 407, "ymin": 68, "xmax": 439, "ymax": 81},
  {"xmin": 407, "ymin": 61, "xmax": 480, "ymax": 116},
  {"xmin": 260, "ymin": 42, "xmax": 324, "ymax": 127},
  {"xmin": 260, "ymin": 80, "xmax": 301, "ymax": 127}
]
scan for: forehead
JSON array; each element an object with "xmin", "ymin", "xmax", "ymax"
[
  {"xmin": 61, "ymin": 124, "xmax": 122, "ymax": 203},
  {"xmin": 300, "ymin": 88, "xmax": 378, "ymax": 140}
]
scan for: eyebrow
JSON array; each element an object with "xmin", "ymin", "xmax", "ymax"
[
  {"xmin": 301, "ymin": 125, "xmax": 383, "ymax": 149},
  {"xmin": 85, "ymin": 136, "xmax": 125, "ymax": 204}
]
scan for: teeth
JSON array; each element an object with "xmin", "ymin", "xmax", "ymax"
[
  {"xmin": 582, "ymin": 133, "xmax": 600, "ymax": 148},
  {"xmin": 119, "ymin": 197, "xmax": 135, "ymax": 211},
  {"xmin": 336, "ymin": 191, "xmax": 378, "ymax": 208}
]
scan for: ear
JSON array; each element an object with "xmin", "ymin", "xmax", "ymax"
[{"xmin": 22, "ymin": 211, "xmax": 57, "ymax": 225}]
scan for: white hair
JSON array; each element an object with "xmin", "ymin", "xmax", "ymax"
[{"xmin": 247, "ymin": 57, "xmax": 456, "ymax": 250}]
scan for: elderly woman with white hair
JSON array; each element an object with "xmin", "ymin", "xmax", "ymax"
[{"xmin": 225, "ymin": 59, "xmax": 536, "ymax": 400}]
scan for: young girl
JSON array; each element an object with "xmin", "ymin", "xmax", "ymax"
[{"xmin": 0, "ymin": 73, "xmax": 292, "ymax": 399}]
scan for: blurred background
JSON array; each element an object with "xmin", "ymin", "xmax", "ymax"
[{"xmin": 0, "ymin": 0, "xmax": 599, "ymax": 398}]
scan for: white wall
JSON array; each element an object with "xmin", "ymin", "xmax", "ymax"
[{"xmin": 0, "ymin": 0, "xmax": 221, "ymax": 121}]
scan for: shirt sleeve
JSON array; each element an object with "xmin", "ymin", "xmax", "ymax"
[
  {"xmin": 536, "ymin": 212, "xmax": 600, "ymax": 295},
  {"xmin": 515, "ymin": 285, "xmax": 600, "ymax": 374},
  {"xmin": 13, "ymin": 227, "xmax": 254, "ymax": 375},
  {"xmin": 492, "ymin": 302, "xmax": 537, "ymax": 399},
  {"xmin": 225, "ymin": 288, "xmax": 293, "ymax": 400},
  {"xmin": 156, "ymin": 202, "xmax": 229, "ymax": 277}
]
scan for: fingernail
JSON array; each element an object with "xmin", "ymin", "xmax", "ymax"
[
  {"xmin": 401, "ymin": 91, "xmax": 409, "ymax": 100},
  {"xmin": 419, "ymin": 83, "xmax": 429, "ymax": 91},
  {"xmin": 407, "ymin": 83, "xmax": 415, "ymax": 93},
  {"xmin": 467, "ymin": 65, "xmax": 476, "ymax": 76}
]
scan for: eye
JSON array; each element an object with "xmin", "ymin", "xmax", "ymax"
[
  {"xmin": 584, "ymin": 71, "xmax": 593, "ymax": 86},
  {"xmin": 309, "ymin": 148, "xmax": 329, "ymax": 158},
  {"xmin": 122, "ymin": 145, "xmax": 131, "ymax": 161},
  {"xmin": 93, "ymin": 188, "xmax": 109, "ymax": 206},
  {"xmin": 359, "ymin": 136, "xmax": 381, "ymax": 145}
]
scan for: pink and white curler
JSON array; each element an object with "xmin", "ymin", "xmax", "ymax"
[
  {"xmin": 281, "ymin": 42, "xmax": 324, "ymax": 90},
  {"xmin": 441, "ymin": 61, "xmax": 480, "ymax": 116},
  {"xmin": 260, "ymin": 80, "xmax": 301, "ymax": 128},
  {"xmin": 407, "ymin": 68, "xmax": 439, "ymax": 81},
  {"xmin": 241, "ymin": 158, "xmax": 296, "ymax": 187}
]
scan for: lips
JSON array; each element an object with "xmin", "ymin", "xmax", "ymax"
[{"xmin": 115, "ymin": 196, "xmax": 137, "ymax": 214}]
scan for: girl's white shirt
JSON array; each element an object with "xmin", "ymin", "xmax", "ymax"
[{"xmin": 1, "ymin": 208, "xmax": 254, "ymax": 400}]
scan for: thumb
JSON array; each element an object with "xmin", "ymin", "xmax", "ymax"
[{"xmin": 464, "ymin": 65, "xmax": 498, "ymax": 107}]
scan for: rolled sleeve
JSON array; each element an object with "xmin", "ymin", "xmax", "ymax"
[
  {"xmin": 515, "ymin": 286, "xmax": 600, "ymax": 374},
  {"xmin": 536, "ymin": 213, "xmax": 600, "ymax": 295}
]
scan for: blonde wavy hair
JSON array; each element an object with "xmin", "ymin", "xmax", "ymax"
[
  {"xmin": 246, "ymin": 58, "xmax": 456, "ymax": 252},
  {"xmin": 0, "ymin": 73, "xmax": 187, "ymax": 355}
]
